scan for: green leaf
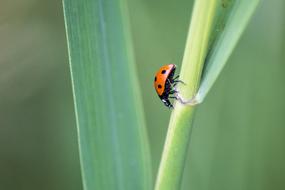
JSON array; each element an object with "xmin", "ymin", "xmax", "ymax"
[
  {"xmin": 196, "ymin": 0, "xmax": 260, "ymax": 102},
  {"xmin": 62, "ymin": 0, "xmax": 152, "ymax": 190}
]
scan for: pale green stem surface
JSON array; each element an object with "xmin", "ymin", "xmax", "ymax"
[{"xmin": 154, "ymin": 1, "xmax": 219, "ymax": 190}]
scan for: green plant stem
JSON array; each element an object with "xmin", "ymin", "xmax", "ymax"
[{"xmin": 154, "ymin": 1, "xmax": 218, "ymax": 190}]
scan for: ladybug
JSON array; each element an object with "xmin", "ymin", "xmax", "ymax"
[{"xmin": 154, "ymin": 64, "xmax": 182, "ymax": 108}]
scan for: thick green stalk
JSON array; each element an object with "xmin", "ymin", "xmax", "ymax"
[{"xmin": 155, "ymin": 1, "xmax": 219, "ymax": 190}]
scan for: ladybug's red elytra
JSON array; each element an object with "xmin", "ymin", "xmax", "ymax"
[{"xmin": 154, "ymin": 64, "xmax": 183, "ymax": 108}]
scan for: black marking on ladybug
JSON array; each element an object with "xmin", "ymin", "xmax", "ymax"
[
  {"xmin": 161, "ymin": 70, "xmax": 166, "ymax": 74},
  {"xmin": 158, "ymin": 84, "xmax": 162, "ymax": 89},
  {"xmin": 154, "ymin": 76, "xmax": 157, "ymax": 81}
]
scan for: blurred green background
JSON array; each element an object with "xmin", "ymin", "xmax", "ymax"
[{"xmin": 1, "ymin": 0, "xmax": 285, "ymax": 190}]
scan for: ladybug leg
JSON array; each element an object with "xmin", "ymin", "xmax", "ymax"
[
  {"xmin": 168, "ymin": 96, "xmax": 178, "ymax": 99},
  {"xmin": 167, "ymin": 79, "xmax": 179, "ymax": 89},
  {"xmin": 171, "ymin": 80, "xmax": 186, "ymax": 88},
  {"xmin": 173, "ymin": 75, "xmax": 180, "ymax": 80},
  {"xmin": 169, "ymin": 89, "xmax": 178, "ymax": 95},
  {"xmin": 173, "ymin": 79, "xmax": 186, "ymax": 86},
  {"xmin": 172, "ymin": 75, "xmax": 186, "ymax": 85},
  {"xmin": 173, "ymin": 82, "xmax": 178, "ymax": 87}
]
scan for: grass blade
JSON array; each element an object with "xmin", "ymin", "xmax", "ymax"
[
  {"xmin": 196, "ymin": 0, "xmax": 260, "ymax": 102},
  {"xmin": 62, "ymin": 0, "xmax": 152, "ymax": 190}
]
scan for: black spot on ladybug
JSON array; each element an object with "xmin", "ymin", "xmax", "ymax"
[
  {"xmin": 161, "ymin": 70, "xmax": 166, "ymax": 74},
  {"xmin": 158, "ymin": 84, "xmax": 162, "ymax": 89},
  {"xmin": 154, "ymin": 77, "xmax": 157, "ymax": 81}
]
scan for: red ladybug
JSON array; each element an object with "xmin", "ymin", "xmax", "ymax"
[{"xmin": 154, "ymin": 64, "xmax": 182, "ymax": 108}]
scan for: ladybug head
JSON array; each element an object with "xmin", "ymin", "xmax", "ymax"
[{"xmin": 162, "ymin": 98, "xmax": 173, "ymax": 109}]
